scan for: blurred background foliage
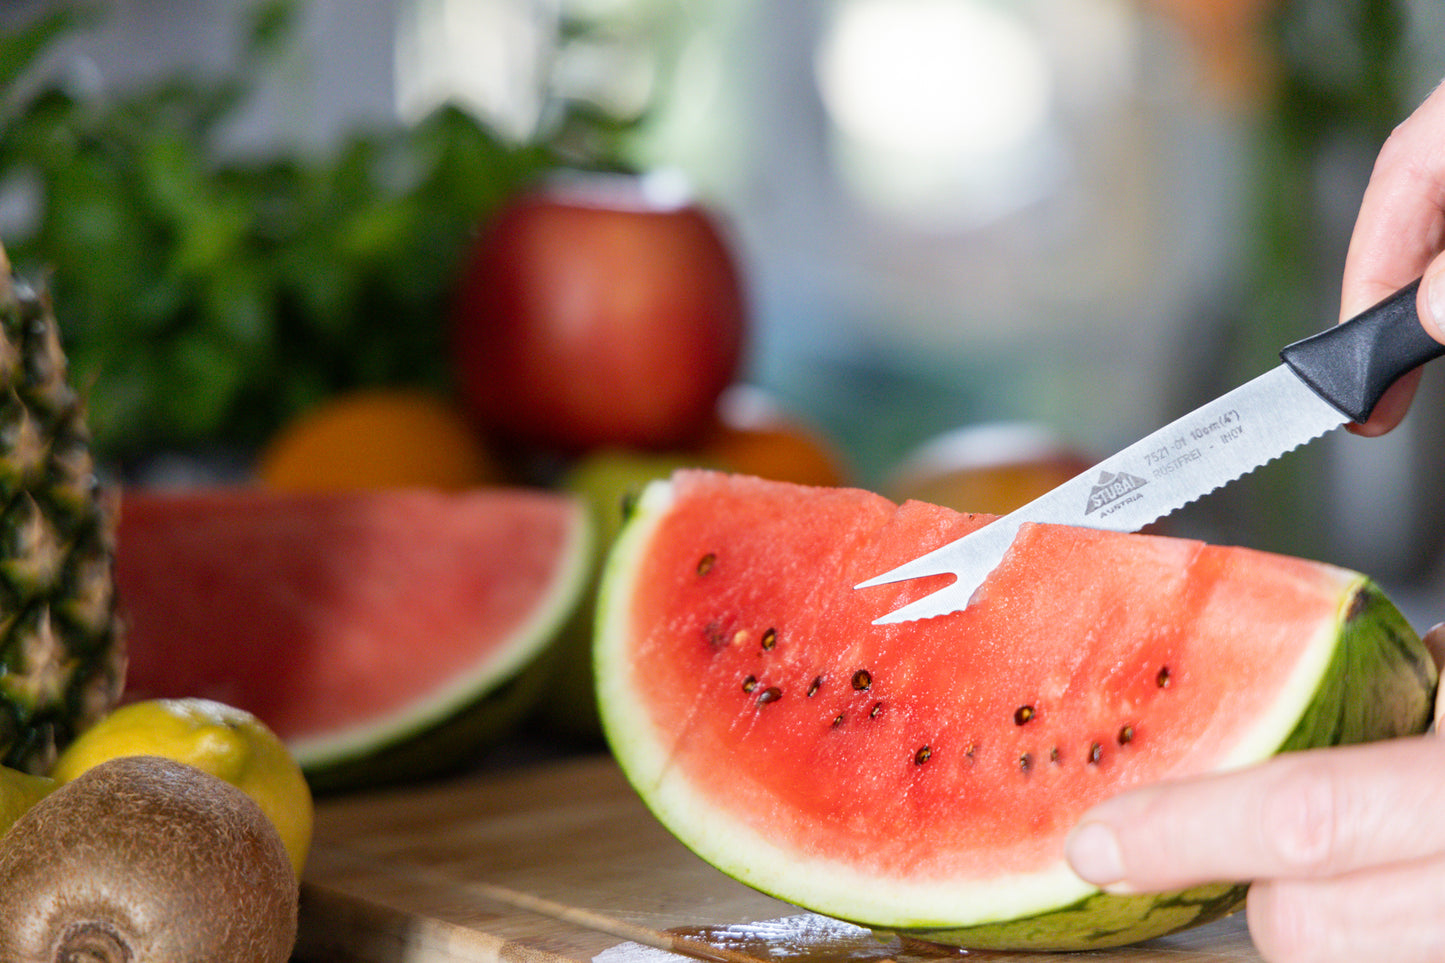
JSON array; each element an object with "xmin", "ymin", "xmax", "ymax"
[{"xmin": 0, "ymin": 0, "xmax": 629, "ymax": 468}]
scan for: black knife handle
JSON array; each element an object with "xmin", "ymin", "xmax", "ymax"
[{"xmin": 1279, "ymin": 279, "xmax": 1445, "ymax": 422}]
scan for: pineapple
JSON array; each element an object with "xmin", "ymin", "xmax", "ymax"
[{"xmin": 0, "ymin": 245, "xmax": 124, "ymax": 775}]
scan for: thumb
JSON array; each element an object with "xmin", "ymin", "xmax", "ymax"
[
  {"xmin": 1420, "ymin": 252, "xmax": 1445, "ymax": 345},
  {"xmin": 1423, "ymin": 622, "xmax": 1445, "ymax": 730}
]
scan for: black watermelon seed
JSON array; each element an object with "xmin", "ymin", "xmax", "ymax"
[
  {"xmin": 741, "ymin": 675, "xmax": 758, "ymax": 693},
  {"xmin": 760, "ymin": 627, "xmax": 777, "ymax": 651},
  {"xmin": 1118, "ymin": 725, "xmax": 1135, "ymax": 745},
  {"xmin": 696, "ymin": 553, "xmax": 717, "ymax": 576},
  {"xmin": 806, "ymin": 675, "xmax": 823, "ymax": 697},
  {"xmin": 1088, "ymin": 742, "xmax": 1103, "ymax": 765},
  {"xmin": 757, "ymin": 686, "xmax": 782, "ymax": 705},
  {"xmin": 1014, "ymin": 705, "xmax": 1035, "ymax": 725},
  {"xmin": 914, "ymin": 746, "xmax": 932, "ymax": 765},
  {"xmin": 869, "ymin": 701, "xmax": 884, "ymax": 719},
  {"xmin": 852, "ymin": 670, "xmax": 872, "ymax": 691},
  {"xmin": 1156, "ymin": 666, "xmax": 1171, "ymax": 688},
  {"xmin": 1019, "ymin": 752, "xmax": 1033, "ymax": 774}
]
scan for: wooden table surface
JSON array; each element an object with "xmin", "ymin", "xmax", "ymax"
[{"xmin": 295, "ymin": 754, "xmax": 1261, "ymax": 963}]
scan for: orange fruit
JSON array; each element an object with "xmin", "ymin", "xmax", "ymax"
[
  {"xmin": 695, "ymin": 386, "xmax": 850, "ymax": 488},
  {"xmin": 886, "ymin": 422, "xmax": 1091, "ymax": 516},
  {"xmin": 258, "ymin": 389, "xmax": 502, "ymax": 492}
]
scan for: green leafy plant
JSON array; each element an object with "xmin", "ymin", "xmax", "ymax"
[{"xmin": 0, "ymin": 1, "xmax": 570, "ymax": 467}]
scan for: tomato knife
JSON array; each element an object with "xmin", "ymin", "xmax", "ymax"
[{"xmin": 856, "ymin": 280, "xmax": 1445, "ymax": 624}]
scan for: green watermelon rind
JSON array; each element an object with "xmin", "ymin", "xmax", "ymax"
[
  {"xmin": 298, "ymin": 498, "xmax": 596, "ymax": 792},
  {"xmin": 596, "ymin": 478, "xmax": 1437, "ymax": 951},
  {"xmin": 908, "ymin": 881, "xmax": 1251, "ymax": 952},
  {"xmin": 301, "ymin": 648, "xmax": 565, "ymax": 794}
]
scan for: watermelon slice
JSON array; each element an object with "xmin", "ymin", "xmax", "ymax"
[
  {"xmin": 116, "ymin": 487, "xmax": 592, "ymax": 792},
  {"xmin": 595, "ymin": 470, "xmax": 1436, "ymax": 950}
]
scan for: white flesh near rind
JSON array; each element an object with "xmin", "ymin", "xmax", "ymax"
[
  {"xmin": 596, "ymin": 478, "xmax": 1435, "ymax": 939},
  {"xmin": 290, "ymin": 497, "xmax": 594, "ymax": 769},
  {"xmin": 1212, "ymin": 568, "xmax": 1355, "ymax": 771}
]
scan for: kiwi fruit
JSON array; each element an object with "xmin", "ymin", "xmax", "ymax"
[{"xmin": 0, "ymin": 754, "xmax": 298, "ymax": 963}]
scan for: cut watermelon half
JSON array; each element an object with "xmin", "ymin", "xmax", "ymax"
[
  {"xmin": 116, "ymin": 487, "xmax": 592, "ymax": 792},
  {"xmin": 595, "ymin": 470, "xmax": 1436, "ymax": 950}
]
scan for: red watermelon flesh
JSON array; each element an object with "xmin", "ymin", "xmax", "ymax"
[
  {"xmin": 116, "ymin": 487, "xmax": 591, "ymax": 788},
  {"xmin": 595, "ymin": 470, "xmax": 1435, "ymax": 949}
]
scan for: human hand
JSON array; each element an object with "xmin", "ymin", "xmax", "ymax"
[
  {"xmin": 1064, "ymin": 624, "xmax": 1445, "ymax": 962},
  {"xmin": 1340, "ymin": 82, "xmax": 1445, "ymax": 436}
]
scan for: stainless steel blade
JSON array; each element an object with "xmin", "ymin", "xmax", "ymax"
[{"xmin": 856, "ymin": 365, "xmax": 1347, "ymax": 624}]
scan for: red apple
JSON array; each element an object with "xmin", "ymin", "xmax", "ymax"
[{"xmin": 451, "ymin": 171, "xmax": 748, "ymax": 452}]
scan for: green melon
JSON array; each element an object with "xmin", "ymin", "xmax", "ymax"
[
  {"xmin": 594, "ymin": 470, "xmax": 1436, "ymax": 951},
  {"xmin": 116, "ymin": 486, "xmax": 592, "ymax": 792},
  {"xmin": 541, "ymin": 449, "xmax": 719, "ymax": 743}
]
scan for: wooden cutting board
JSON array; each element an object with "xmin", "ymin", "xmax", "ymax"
[{"xmin": 295, "ymin": 754, "xmax": 1261, "ymax": 963}]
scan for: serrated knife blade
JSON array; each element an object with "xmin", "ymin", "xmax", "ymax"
[{"xmin": 856, "ymin": 279, "xmax": 1445, "ymax": 624}]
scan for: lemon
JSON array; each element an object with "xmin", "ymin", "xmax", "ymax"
[
  {"xmin": 0, "ymin": 766, "xmax": 54, "ymax": 837},
  {"xmin": 53, "ymin": 698, "xmax": 313, "ymax": 876}
]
